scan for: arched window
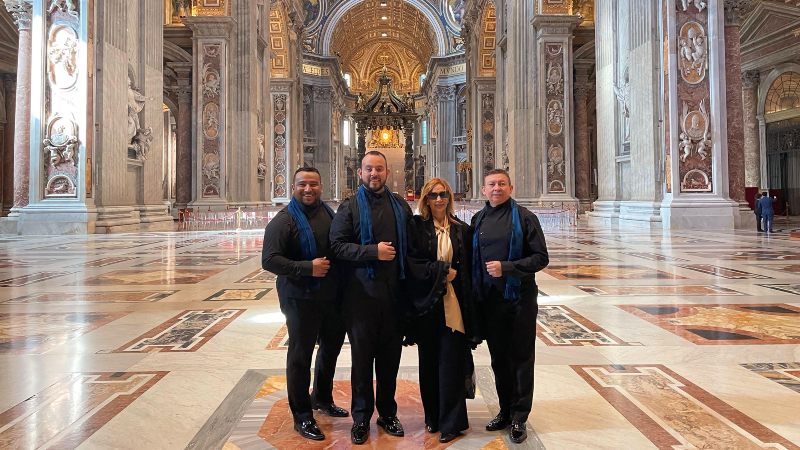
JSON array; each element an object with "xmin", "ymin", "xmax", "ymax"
[
  {"xmin": 419, "ymin": 73, "xmax": 427, "ymax": 87},
  {"xmin": 765, "ymin": 72, "xmax": 800, "ymax": 115},
  {"xmin": 421, "ymin": 120, "xmax": 428, "ymax": 145},
  {"xmin": 343, "ymin": 73, "xmax": 352, "ymax": 88},
  {"xmin": 343, "ymin": 119, "xmax": 351, "ymax": 146}
]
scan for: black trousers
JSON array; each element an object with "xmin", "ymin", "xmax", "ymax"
[
  {"xmin": 756, "ymin": 213, "xmax": 762, "ymax": 231},
  {"xmin": 343, "ymin": 292, "xmax": 403, "ymax": 424},
  {"xmin": 480, "ymin": 290, "xmax": 538, "ymax": 423},
  {"xmin": 280, "ymin": 296, "xmax": 346, "ymax": 423},
  {"xmin": 417, "ymin": 303, "xmax": 469, "ymax": 434}
]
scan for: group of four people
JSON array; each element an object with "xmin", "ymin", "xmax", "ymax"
[{"xmin": 261, "ymin": 150, "xmax": 549, "ymax": 445}]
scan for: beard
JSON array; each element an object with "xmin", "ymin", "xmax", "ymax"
[{"xmin": 362, "ymin": 177, "xmax": 386, "ymax": 192}]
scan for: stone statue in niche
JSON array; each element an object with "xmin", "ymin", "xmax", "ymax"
[
  {"xmin": 43, "ymin": 120, "xmax": 78, "ymax": 166},
  {"xmin": 614, "ymin": 64, "xmax": 631, "ymax": 142},
  {"xmin": 257, "ymin": 134, "xmax": 267, "ymax": 178},
  {"xmin": 546, "ymin": 62, "xmax": 563, "ymax": 96},
  {"xmin": 679, "ymin": 22, "xmax": 707, "ymax": 84},
  {"xmin": 47, "ymin": 26, "xmax": 78, "ymax": 90},
  {"xmin": 679, "ymin": 99, "xmax": 712, "ymax": 162},
  {"xmin": 127, "ymin": 76, "xmax": 145, "ymax": 142},
  {"xmin": 127, "ymin": 76, "xmax": 153, "ymax": 159},
  {"xmin": 680, "ymin": 0, "xmax": 706, "ymax": 12}
]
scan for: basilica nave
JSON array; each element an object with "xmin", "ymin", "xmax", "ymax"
[{"xmin": 1, "ymin": 0, "xmax": 800, "ymax": 449}]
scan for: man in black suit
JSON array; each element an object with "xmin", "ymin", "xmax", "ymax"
[
  {"xmin": 471, "ymin": 169, "xmax": 549, "ymax": 444},
  {"xmin": 329, "ymin": 151, "xmax": 412, "ymax": 445},
  {"xmin": 262, "ymin": 167, "xmax": 348, "ymax": 441}
]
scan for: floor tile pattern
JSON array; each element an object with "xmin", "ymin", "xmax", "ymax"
[
  {"xmin": 618, "ymin": 304, "xmax": 800, "ymax": 344},
  {"xmin": 0, "ymin": 372, "xmax": 167, "ymax": 449},
  {"xmin": 114, "ymin": 309, "xmax": 245, "ymax": 352},
  {"xmin": 741, "ymin": 362, "xmax": 800, "ymax": 394},
  {"xmin": 573, "ymin": 364, "xmax": 800, "ymax": 450},
  {"xmin": 1, "ymin": 225, "xmax": 799, "ymax": 448}
]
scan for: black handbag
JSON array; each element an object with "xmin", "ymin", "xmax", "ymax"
[{"xmin": 465, "ymin": 348, "xmax": 476, "ymax": 399}]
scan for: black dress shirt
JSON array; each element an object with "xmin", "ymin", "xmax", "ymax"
[
  {"xmin": 261, "ymin": 201, "xmax": 338, "ymax": 300},
  {"xmin": 471, "ymin": 199, "xmax": 549, "ymax": 299},
  {"xmin": 329, "ymin": 188, "xmax": 413, "ymax": 299}
]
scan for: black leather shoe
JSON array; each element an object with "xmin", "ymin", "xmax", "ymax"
[
  {"xmin": 485, "ymin": 413, "xmax": 510, "ymax": 431},
  {"xmin": 351, "ymin": 422, "xmax": 369, "ymax": 445},
  {"xmin": 376, "ymin": 416, "xmax": 405, "ymax": 437},
  {"xmin": 294, "ymin": 420, "xmax": 324, "ymax": 441},
  {"xmin": 313, "ymin": 402, "xmax": 349, "ymax": 417},
  {"xmin": 509, "ymin": 421, "xmax": 528, "ymax": 444},
  {"xmin": 426, "ymin": 424, "xmax": 438, "ymax": 433},
  {"xmin": 439, "ymin": 431, "xmax": 462, "ymax": 443}
]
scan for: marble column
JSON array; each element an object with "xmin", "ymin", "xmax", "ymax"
[
  {"xmin": 723, "ymin": 0, "xmax": 750, "ymax": 205},
  {"xmin": 312, "ymin": 87, "xmax": 333, "ymax": 195},
  {"xmin": 532, "ymin": 14, "xmax": 581, "ymax": 204},
  {"xmin": 574, "ymin": 61, "xmax": 592, "ymax": 213},
  {"xmin": 659, "ymin": 0, "xmax": 744, "ymax": 230},
  {"xmin": 3, "ymin": 0, "xmax": 32, "ymax": 216},
  {"xmin": 742, "ymin": 70, "xmax": 760, "ymax": 188},
  {"xmin": 404, "ymin": 121, "xmax": 414, "ymax": 193},
  {"xmin": 2, "ymin": 76, "xmax": 14, "ymax": 216},
  {"xmin": 436, "ymin": 84, "xmax": 457, "ymax": 187},
  {"xmin": 269, "ymin": 80, "xmax": 293, "ymax": 203},
  {"xmin": 506, "ymin": 0, "xmax": 536, "ymax": 200},
  {"xmin": 175, "ymin": 80, "xmax": 192, "ymax": 209},
  {"xmin": 184, "ymin": 17, "xmax": 234, "ymax": 209}
]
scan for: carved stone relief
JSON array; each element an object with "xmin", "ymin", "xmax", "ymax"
[
  {"xmin": 675, "ymin": 0, "xmax": 713, "ymax": 193},
  {"xmin": 481, "ymin": 93, "xmax": 495, "ymax": 174},
  {"xmin": 43, "ymin": 0, "xmax": 80, "ymax": 198},
  {"xmin": 200, "ymin": 43, "xmax": 223, "ymax": 198},
  {"xmin": 544, "ymin": 42, "xmax": 567, "ymax": 193},
  {"xmin": 680, "ymin": 0, "xmax": 707, "ymax": 12},
  {"xmin": 678, "ymin": 21, "xmax": 707, "ymax": 85},
  {"xmin": 47, "ymin": 25, "xmax": 78, "ymax": 90},
  {"xmin": 679, "ymin": 99, "xmax": 711, "ymax": 163},
  {"xmin": 273, "ymin": 94, "xmax": 288, "ymax": 199}
]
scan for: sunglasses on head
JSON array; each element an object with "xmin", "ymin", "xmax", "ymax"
[{"xmin": 426, "ymin": 191, "xmax": 449, "ymax": 199}]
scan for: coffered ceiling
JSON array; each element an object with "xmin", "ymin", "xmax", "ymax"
[{"xmin": 330, "ymin": 0, "xmax": 437, "ymax": 93}]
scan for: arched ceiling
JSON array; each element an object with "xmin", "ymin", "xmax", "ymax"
[{"xmin": 330, "ymin": 0, "xmax": 437, "ymax": 94}]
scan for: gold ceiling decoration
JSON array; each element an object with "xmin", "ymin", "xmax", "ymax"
[
  {"xmin": 269, "ymin": 6, "xmax": 290, "ymax": 78},
  {"xmin": 479, "ymin": 2, "xmax": 496, "ymax": 77},
  {"xmin": 331, "ymin": 0, "xmax": 437, "ymax": 94}
]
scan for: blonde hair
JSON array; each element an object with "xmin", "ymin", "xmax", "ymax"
[{"xmin": 417, "ymin": 177, "xmax": 457, "ymax": 223}]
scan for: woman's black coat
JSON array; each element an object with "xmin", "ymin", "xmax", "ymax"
[{"xmin": 406, "ymin": 215, "xmax": 481, "ymax": 345}]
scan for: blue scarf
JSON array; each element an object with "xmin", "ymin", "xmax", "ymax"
[
  {"xmin": 472, "ymin": 199, "xmax": 523, "ymax": 300},
  {"xmin": 287, "ymin": 197, "xmax": 335, "ymax": 285},
  {"xmin": 356, "ymin": 184, "xmax": 407, "ymax": 280}
]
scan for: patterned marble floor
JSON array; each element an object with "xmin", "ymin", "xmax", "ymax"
[{"xmin": 1, "ymin": 225, "xmax": 799, "ymax": 449}]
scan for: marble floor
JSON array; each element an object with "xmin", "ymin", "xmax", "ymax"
[{"xmin": 1, "ymin": 224, "xmax": 800, "ymax": 449}]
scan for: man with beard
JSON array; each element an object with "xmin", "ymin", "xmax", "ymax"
[
  {"xmin": 471, "ymin": 169, "xmax": 549, "ymax": 444},
  {"xmin": 329, "ymin": 151, "xmax": 413, "ymax": 445},
  {"xmin": 262, "ymin": 167, "xmax": 348, "ymax": 441}
]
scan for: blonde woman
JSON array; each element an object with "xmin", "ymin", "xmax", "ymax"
[{"xmin": 406, "ymin": 178, "xmax": 479, "ymax": 443}]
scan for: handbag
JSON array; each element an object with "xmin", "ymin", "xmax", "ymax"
[{"xmin": 465, "ymin": 348, "xmax": 476, "ymax": 399}]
